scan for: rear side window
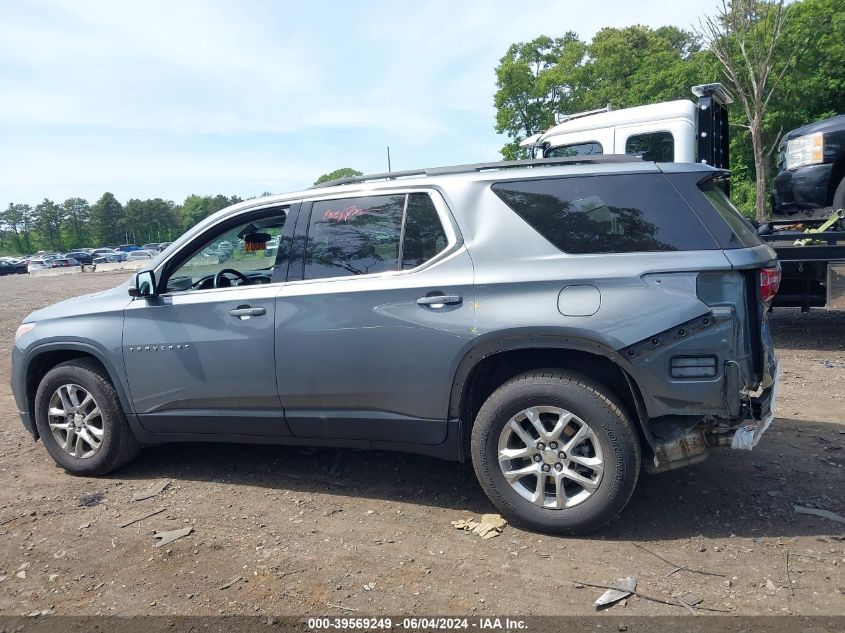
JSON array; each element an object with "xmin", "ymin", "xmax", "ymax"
[
  {"xmin": 698, "ymin": 179, "xmax": 764, "ymax": 248},
  {"xmin": 305, "ymin": 195, "xmax": 405, "ymax": 279},
  {"xmin": 402, "ymin": 193, "xmax": 448, "ymax": 269},
  {"xmin": 625, "ymin": 131, "xmax": 674, "ymax": 162},
  {"xmin": 492, "ymin": 174, "xmax": 719, "ymax": 254},
  {"xmin": 546, "ymin": 142, "xmax": 603, "ymax": 158},
  {"xmin": 302, "ymin": 193, "xmax": 451, "ymax": 280}
]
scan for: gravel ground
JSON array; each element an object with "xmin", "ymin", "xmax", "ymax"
[{"xmin": 0, "ymin": 270, "xmax": 843, "ymax": 617}]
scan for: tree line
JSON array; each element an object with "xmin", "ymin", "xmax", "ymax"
[
  {"xmin": 0, "ymin": 193, "xmax": 246, "ymax": 255},
  {"xmin": 0, "ymin": 169, "xmax": 365, "ymax": 256},
  {"xmin": 493, "ymin": 0, "xmax": 844, "ymax": 219}
]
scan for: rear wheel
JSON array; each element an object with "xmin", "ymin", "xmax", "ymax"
[
  {"xmin": 34, "ymin": 359, "xmax": 140, "ymax": 476},
  {"xmin": 471, "ymin": 369, "xmax": 640, "ymax": 535}
]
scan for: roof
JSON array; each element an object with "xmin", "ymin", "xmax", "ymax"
[
  {"xmin": 539, "ymin": 99, "xmax": 697, "ymax": 143},
  {"xmin": 311, "ymin": 155, "xmax": 643, "ymax": 188}
]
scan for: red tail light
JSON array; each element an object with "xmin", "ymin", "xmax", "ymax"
[{"xmin": 760, "ymin": 267, "xmax": 781, "ymax": 302}]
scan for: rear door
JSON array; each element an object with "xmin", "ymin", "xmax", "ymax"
[{"xmin": 275, "ymin": 190, "xmax": 475, "ymax": 445}]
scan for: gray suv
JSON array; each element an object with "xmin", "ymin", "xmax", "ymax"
[{"xmin": 10, "ymin": 157, "xmax": 779, "ymax": 534}]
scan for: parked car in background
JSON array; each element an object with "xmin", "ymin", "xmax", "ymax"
[
  {"xmin": 118, "ymin": 244, "xmax": 141, "ymax": 253},
  {"xmin": 141, "ymin": 243, "xmax": 161, "ymax": 253},
  {"xmin": 50, "ymin": 257, "xmax": 79, "ymax": 268},
  {"xmin": 126, "ymin": 249, "xmax": 154, "ymax": 261},
  {"xmin": 158, "ymin": 242, "xmax": 173, "ymax": 251},
  {"xmin": 0, "ymin": 259, "xmax": 28, "ymax": 275},
  {"xmin": 26, "ymin": 258, "xmax": 53, "ymax": 272},
  {"xmin": 66, "ymin": 251, "xmax": 93, "ymax": 265}
]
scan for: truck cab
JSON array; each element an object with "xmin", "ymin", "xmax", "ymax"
[{"xmin": 522, "ymin": 84, "xmax": 732, "ymax": 170}]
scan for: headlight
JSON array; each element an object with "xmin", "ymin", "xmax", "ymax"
[
  {"xmin": 15, "ymin": 323, "xmax": 35, "ymax": 342},
  {"xmin": 785, "ymin": 132, "xmax": 824, "ymax": 170}
]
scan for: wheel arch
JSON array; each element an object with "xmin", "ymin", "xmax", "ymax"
[
  {"xmin": 22, "ymin": 342, "xmax": 134, "ymax": 439},
  {"xmin": 828, "ymin": 153, "xmax": 845, "ymax": 207},
  {"xmin": 449, "ymin": 336, "xmax": 654, "ymax": 460}
]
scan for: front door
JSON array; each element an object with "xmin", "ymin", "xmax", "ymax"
[
  {"xmin": 276, "ymin": 190, "xmax": 475, "ymax": 445},
  {"xmin": 123, "ymin": 204, "xmax": 295, "ymax": 436}
]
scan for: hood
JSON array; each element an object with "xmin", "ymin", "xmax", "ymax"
[
  {"xmin": 25, "ymin": 280, "xmax": 132, "ymax": 323},
  {"xmin": 784, "ymin": 113, "xmax": 845, "ymax": 142}
]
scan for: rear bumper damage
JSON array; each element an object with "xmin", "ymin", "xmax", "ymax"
[{"xmin": 645, "ymin": 361, "xmax": 780, "ymax": 474}]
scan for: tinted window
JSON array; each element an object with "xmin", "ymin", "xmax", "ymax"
[
  {"xmin": 402, "ymin": 193, "xmax": 448, "ymax": 269},
  {"xmin": 625, "ymin": 131, "xmax": 674, "ymax": 162},
  {"xmin": 492, "ymin": 174, "xmax": 719, "ymax": 254},
  {"xmin": 305, "ymin": 195, "xmax": 405, "ymax": 279},
  {"xmin": 699, "ymin": 179, "xmax": 764, "ymax": 248},
  {"xmin": 546, "ymin": 142, "xmax": 603, "ymax": 158}
]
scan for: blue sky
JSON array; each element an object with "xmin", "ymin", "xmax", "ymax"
[{"xmin": 0, "ymin": 0, "xmax": 712, "ymax": 205}]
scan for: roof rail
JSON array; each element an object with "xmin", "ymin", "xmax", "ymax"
[
  {"xmin": 553, "ymin": 105, "xmax": 613, "ymax": 125},
  {"xmin": 311, "ymin": 155, "xmax": 642, "ymax": 188}
]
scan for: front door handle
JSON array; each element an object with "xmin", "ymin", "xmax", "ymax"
[
  {"xmin": 229, "ymin": 305, "xmax": 266, "ymax": 319},
  {"xmin": 416, "ymin": 294, "xmax": 462, "ymax": 308}
]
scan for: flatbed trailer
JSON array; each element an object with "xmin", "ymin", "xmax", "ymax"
[{"xmin": 758, "ymin": 214, "xmax": 845, "ymax": 310}]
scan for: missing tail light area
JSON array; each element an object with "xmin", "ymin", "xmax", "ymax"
[{"xmin": 670, "ymin": 355, "xmax": 718, "ymax": 379}]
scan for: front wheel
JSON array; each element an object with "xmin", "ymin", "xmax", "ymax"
[
  {"xmin": 34, "ymin": 359, "xmax": 141, "ymax": 476},
  {"xmin": 471, "ymin": 370, "xmax": 641, "ymax": 535}
]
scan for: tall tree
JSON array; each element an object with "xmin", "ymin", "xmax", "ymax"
[
  {"xmin": 582, "ymin": 26, "xmax": 710, "ymax": 109},
  {"xmin": 61, "ymin": 197, "xmax": 91, "ymax": 248},
  {"xmin": 34, "ymin": 199, "xmax": 65, "ymax": 251},
  {"xmin": 314, "ymin": 168, "xmax": 364, "ymax": 185},
  {"xmin": 698, "ymin": 0, "xmax": 797, "ymax": 221},
  {"xmin": 0, "ymin": 203, "xmax": 36, "ymax": 253},
  {"xmin": 494, "ymin": 34, "xmax": 588, "ymax": 160},
  {"xmin": 179, "ymin": 194, "xmax": 240, "ymax": 230},
  {"xmin": 90, "ymin": 192, "xmax": 124, "ymax": 246}
]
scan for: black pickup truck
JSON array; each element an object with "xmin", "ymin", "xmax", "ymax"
[
  {"xmin": 772, "ymin": 113, "xmax": 845, "ymax": 216},
  {"xmin": 762, "ymin": 113, "xmax": 845, "ymax": 310}
]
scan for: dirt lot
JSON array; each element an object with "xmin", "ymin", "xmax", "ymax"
[{"xmin": 0, "ymin": 270, "xmax": 843, "ymax": 618}]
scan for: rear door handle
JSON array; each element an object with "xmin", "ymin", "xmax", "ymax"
[
  {"xmin": 416, "ymin": 294, "xmax": 462, "ymax": 307},
  {"xmin": 229, "ymin": 306, "xmax": 266, "ymax": 319}
]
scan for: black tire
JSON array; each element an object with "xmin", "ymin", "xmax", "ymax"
[
  {"xmin": 34, "ymin": 359, "xmax": 141, "ymax": 476},
  {"xmin": 471, "ymin": 369, "xmax": 641, "ymax": 535}
]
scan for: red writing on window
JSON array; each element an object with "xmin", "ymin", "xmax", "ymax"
[{"xmin": 322, "ymin": 205, "xmax": 368, "ymax": 223}]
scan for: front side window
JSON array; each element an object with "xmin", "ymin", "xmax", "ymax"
[
  {"xmin": 545, "ymin": 142, "xmax": 603, "ymax": 158},
  {"xmin": 492, "ymin": 174, "xmax": 718, "ymax": 254},
  {"xmin": 164, "ymin": 208, "xmax": 289, "ymax": 292},
  {"xmin": 303, "ymin": 193, "xmax": 450, "ymax": 280},
  {"xmin": 625, "ymin": 131, "xmax": 674, "ymax": 162}
]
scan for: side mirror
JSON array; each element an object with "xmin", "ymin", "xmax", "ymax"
[{"xmin": 129, "ymin": 270, "xmax": 157, "ymax": 298}]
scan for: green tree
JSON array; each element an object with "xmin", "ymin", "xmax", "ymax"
[
  {"xmin": 494, "ymin": 34, "xmax": 589, "ymax": 160},
  {"xmin": 0, "ymin": 203, "xmax": 36, "ymax": 254},
  {"xmin": 179, "ymin": 194, "xmax": 240, "ymax": 230},
  {"xmin": 582, "ymin": 26, "xmax": 710, "ymax": 110},
  {"xmin": 314, "ymin": 168, "xmax": 363, "ymax": 186},
  {"xmin": 61, "ymin": 197, "xmax": 91, "ymax": 248},
  {"xmin": 699, "ymin": 0, "xmax": 797, "ymax": 220},
  {"xmin": 34, "ymin": 198, "xmax": 65, "ymax": 251},
  {"xmin": 493, "ymin": 28, "xmax": 710, "ymax": 160},
  {"xmin": 90, "ymin": 192, "xmax": 124, "ymax": 246}
]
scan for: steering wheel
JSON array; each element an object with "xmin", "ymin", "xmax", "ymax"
[{"xmin": 214, "ymin": 268, "xmax": 252, "ymax": 288}]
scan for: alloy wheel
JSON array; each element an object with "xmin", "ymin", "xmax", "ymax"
[
  {"xmin": 47, "ymin": 384, "xmax": 104, "ymax": 459},
  {"xmin": 497, "ymin": 406, "xmax": 604, "ymax": 509}
]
